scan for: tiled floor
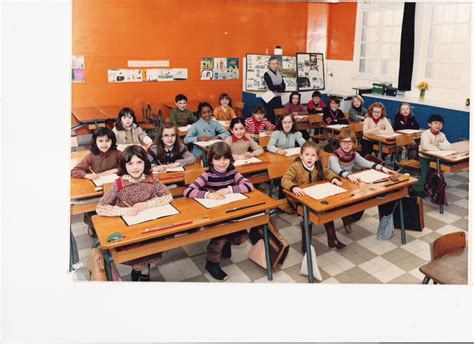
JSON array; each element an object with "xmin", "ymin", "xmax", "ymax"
[{"xmin": 71, "ymin": 169, "xmax": 468, "ymax": 284}]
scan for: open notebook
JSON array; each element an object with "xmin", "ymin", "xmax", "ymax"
[
  {"xmin": 153, "ymin": 166, "xmax": 185, "ymax": 173},
  {"xmin": 302, "ymin": 183, "xmax": 347, "ymax": 200},
  {"xmin": 326, "ymin": 124, "xmax": 348, "ymax": 130},
  {"xmin": 92, "ymin": 174, "xmax": 119, "ymax": 187},
  {"xmin": 285, "ymin": 147, "xmax": 301, "ymax": 156},
  {"xmin": 377, "ymin": 133, "xmax": 402, "ymax": 139},
  {"xmin": 122, "ymin": 203, "xmax": 180, "ymax": 226},
  {"xmin": 193, "ymin": 139, "xmax": 223, "ymax": 148},
  {"xmin": 353, "ymin": 169, "xmax": 389, "ymax": 183},
  {"xmin": 178, "ymin": 125, "xmax": 192, "ymax": 132},
  {"xmin": 397, "ymin": 129, "xmax": 423, "ymax": 135},
  {"xmin": 234, "ymin": 157, "xmax": 263, "ymax": 166},
  {"xmin": 195, "ymin": 193, "xmax": 248, "ymax": 209}
]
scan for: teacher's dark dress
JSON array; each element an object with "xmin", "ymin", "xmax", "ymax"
[{"xmin": 263, "ymin": 70, "xmax": 286, "ymax": 124}]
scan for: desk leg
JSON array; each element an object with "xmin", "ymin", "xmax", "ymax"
[
  {"xmin": 437, "ymin": 158, "xmax": 444, "ymax": 214},
  {"xmin": 378, "ymin": 142, "xmax": 382, "ymax": 159},
  {"xmin": 422, "ymin": 276, "xmax": 430, "ymax": 284},
  {"xmin": 268, "ymin": 180, "xmax": 273, "ymax": 198},
  {"xmin": 262, "ymin": 222, "xmax": 273, "ymax": 281},
  {"xmin": 102, "ymin": 250, "xmax": 113, "ymax": 281},
  {"xmin": 399, "ymin": 199, "xmax": 406, "ymax": 245},
  {"xmin": 303, "ymin": 205, "xmax": 314, "ymax": 283},
  {"xmin": 201, "ymin": 149, "xmax": 208, "ymax": 167}
]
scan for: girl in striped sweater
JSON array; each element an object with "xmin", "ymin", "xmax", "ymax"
[{"xmin": 183, "ymin": 142, "xmax": 254, "ymax": 280}]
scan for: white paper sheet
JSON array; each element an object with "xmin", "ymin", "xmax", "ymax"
[
  {"xmin": 165, "ymin": 166, "xmax": 185, "ymax": 172},
  {"xmin": 285, "ymin": 147, "xmax": 301, "ymax": 156},
  {"xmin": 193, "ymin": 139, "xmax": 223, "ymax": 148},
  {"xmin": 377, "ymin": 133, "xmax": 402, "ymax": 138},
  {"xmin": 178, "ymin": 125, "xmax": 192, "ymax": 132},
  {"xmin": 353, "ymin": 169, "xmax": 389, "ymax": 183},
  {"xmin": 217, "ymin": 120, "xmax": 230, "ymax": 127},
  {"xmin": 294, "ymin": 115, "xmax": 309, "ymax": 120},
  {"xmin": 397, "ymin": 129, "xmax": 423, "ymax": 134},
  {"xmin": 261, "ymin": 90, "xmax": 275, "ymax": 103},
  {"xmin": 117, "ymin": 144, "xmax": 134, "ymax": 151},
  {"xmin": 122, "ymin": 203, "xmax": 179, "ymax": 226},
  {"xmin": 258, "ymin": 131, "xmax": 271, "ymax": 137},
  {"xmin": 326, "ymin": 124, "xmax": 348, "ymax": 130},
  {"xmin": 92, "ymin": 174, "xmax": 119, "ymax": 187},
  {"xmin": 233, "ymin": 157, "xmax": 262, "ymax": 166},
  {"xmin": 302, "ymin": 183, "xmax": 347, "ymax": 200},
  {"xmin": 424, "ymin": 150, "xmax": 458, "ymax": 157},
  {"xmin": 194, "ymin": 193, "xmax": 248, "ymax": 209}
]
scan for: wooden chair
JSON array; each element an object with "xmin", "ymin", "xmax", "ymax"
[
  {"xmin": 422, "ymin": 231, "xmax": 466, "ymax": 284},
  {"xmin": 267, "ymin": 161, "xmax": 295, "ymax": 214},
  {"xmin": 234, "ymin": 101, "xmax": 245, "ymax": 117},
  {"xmin": 274, "ymin": 108, "xmax": 287, "ymax": 117},
  {"xmin": 88, "ymin": 123, "xmax": 106, "ymax": 131},
  {"xmin": 395, "ymin": 134, "xmax": 420, "ymax": 171},
  {"xmin": 258, "ymin": 135, "xmax": 271, "ymax": 148},
  {"xmin": 183, "ymin": 167, "xmax": 206, "ymax": 185}
]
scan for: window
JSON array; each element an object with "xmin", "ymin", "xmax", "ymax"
[
  {"xmin": 354, "ymin": 3, "xmax": 404, "ymax": 82},
  {"xmin": 421, "ymin": 3, "xmax": 470, "ymax": 88}
]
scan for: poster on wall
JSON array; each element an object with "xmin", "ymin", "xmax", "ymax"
[
  {"xmin": 107, "ymin": 69, "xmax": 143, "ymax": 83},
  {"xmin": 245, "ymin": 54, "xmax": 297, "ymax": 92},
  {"xmin": 72, "ymin": 55, "xmax": 85, "ymax": 82},
  {"xmin": 145, "ymin": 68, "xmax": 188, "ymax": 81},
  {"xmin": 296, "ymin": 53, "xmax": 325, "ymax": 91},
  {"xmin": 200, "ymin": 57, "xmax": 239, "ymax": 80}
]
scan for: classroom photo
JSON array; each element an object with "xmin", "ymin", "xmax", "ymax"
[{"xmin": 70, "ymin": 0, "xmax": 469, "ymax": 284}]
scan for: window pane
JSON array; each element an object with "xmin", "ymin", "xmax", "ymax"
[
  {"xmin": 456, "ymin": 4, "xmax": 470, "ymax": 22},
  {"xmin": 438, "ymin": 62, "xmax": 453, "ymax": 80},
  {"xmin": 359, "ymin": 59, "xmax": 366, "ymax": 73},
  {"xmin": 450, "ymin": 44, "xmax": 466, "ymax": 63},
  {"xmin": 365, "ymin": 44, "xmax": 378, "ymax": 58},
  {"xmin": 452, "ymin": 24, "xmax": 468, "ymax": 43},
  {"xmin": 428, "ymin": 25, "xmax": 440, "ymax": 43},
  {"xmin": 448, "ymin": 64, "xmax": 464, "ymax": 81},
  {"xmin": 364, "ymin": 28, "xmax": 378, "ymax": 42},
  {"xmin": 392, "ymin": 26, "xmax": 401, "ymax": 42},
  {"xmin": 432, "ymin": 5, "xmax": 443, "ymax": 23},
  {"xmin": 383, "ymin": 10, "xmax": 393, "ymax": 25},
  {"xmin": 388, "ymin": 60, "xmax": 399, "ymax": 76},
  {"xmin": 427, "ymin": 44, "xmax": 435, "ymax": 60},
  {"xmin": 444, "ymin": 5, "xmax": 456, "ymax": 22},
  {"xmin": 365, "ymin": 59, "xmax": 376, "ymax": 74},
  {"xmin": 363, "ymin": 10, "xmax": 379, "ymax": 26},
  {"xmin": 381, "ymin": 44, "xmax": 391, "ymax": 59},
  {"xmin": 382, "ymin": 28, "xmax": 392, "ymax": 42},
  {"xmin": 425, "ymin": 62, "xmax": 436, "ymax": 79},
  {"xmin": 394, "ymin": 9, "xmax": 403, "ymax": 24}
]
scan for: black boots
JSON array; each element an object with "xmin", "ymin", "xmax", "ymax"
[
  {"xmin": 325, "ymin": 222, "xmax": 346, "ymax": 249},
  {"xmin": 205, "ymin": 260, "xmax": 228, "ymax": 281}
]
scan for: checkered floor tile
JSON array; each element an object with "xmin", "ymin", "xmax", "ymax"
[{"xmin": 71, "ymin": 168, "xmax": 469, "ymax": 284}]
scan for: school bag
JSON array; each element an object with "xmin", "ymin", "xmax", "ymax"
[
  {"xmin": 423, "ymin": 168, "xmax": 448, "ymax": 206},
  {"xmin": 393, "ymin": 196, "xmax": 425, "ymax": 231}
]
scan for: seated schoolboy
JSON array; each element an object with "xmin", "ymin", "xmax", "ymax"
[
  {"xmin": 322, "ymin": 96, "xmax": 349, "ymax": 125},
  {"xmin": 412, "ymin": 114, "xmax": 451, "ymax": 197},
  {"xmin": 306, "ymin": 90, "xmax": 326, "ymax": 114},
  {"xmin": 169, "ymin": 94, "xmax": 197, "ymax": 127},
  {"xmin": 244, "ymin": 105, "xmax": 275, "ymax": 139}
]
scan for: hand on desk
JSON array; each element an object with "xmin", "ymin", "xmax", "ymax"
[
  {"xmin": 331, "ymin": 178, "xmax": 343, "ymax": 186},
  {"xmin": 381, "ymin": 167, "xmax": 394, "ymax": 175},
  {"xmin": 153, "ymin": 165, "xmax": 167, "ymax": 173},
  {"xmin": 206, "ymin": 192, "xmax": 225, "ymax": 200},
  {"xmin": 166, "ymin": 162, "xmax": 180, "ymax": 169},
  {"xmin": 125, "ymin": 207, "xmax": 139, "ymax": 216},
  {"xmin": 348, "ymin": 174, "xmax": 361, "ymax": 185},
  {"xmin": 85, "ymin": 173, "xmax": 99, "ymax": 180},
  {"xmin": 276, "ymin": 149, "xmax": 287, "ymax": 156},
  {"xmin": 132, "ymin": 202, "xmax": 148, "ymax": 212},
  {"xmin": 101, "ymin": 168, "xmax": 118, "ymax": 176},
  {"xmin": 215, "ymin": 188, "xmax": 231, "ymax": 195},
  {"xmin": 292, "ymin": 187, "xmax": 306, "ymax": 196}
]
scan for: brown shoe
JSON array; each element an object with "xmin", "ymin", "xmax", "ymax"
[{"xmin": 344, "ymin": 223, "xmax": 352, "ymax": 233}]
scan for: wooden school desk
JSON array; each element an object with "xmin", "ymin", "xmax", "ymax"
[
  {"xmin": 92, "ymin": 190, "xmax": 279, "ymax": 281},
  {"xmin": 284, "ymin": 176, "xmax": 417, "ymax": 283},
  {"xmin": 295, "ymin": 114, "xmax": 323, "ymax": 131},
  {"xmin": 419, "ymin": 247, "xmax": 467, "ymax": 284},
  {"xmin": 420, "ymin": 140, "xmax": 469, "ymax": 214},
  {"xmin": 364, "ymin": 133, "xmax": 402, "ymax": 158},
  {"xmin": 71, "ymin": 106, "xmax": 109, "ymax": 129}
]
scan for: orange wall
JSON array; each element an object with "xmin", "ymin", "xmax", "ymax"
[
  {"xmin": 72, "ymin": 0, "xmax": 310, "ymax": 112},
  {"xmin": 326, "ymin": 2, "xmax": 357, "ymax": 60}
]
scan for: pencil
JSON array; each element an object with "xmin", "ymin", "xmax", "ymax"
[
  {"xmin": 89, "ymin": 167, "xmax": 96, "ymax": 174},
  {"xmin": 122, "ymin": 200, "xmax": 132, "ymax": 207}
]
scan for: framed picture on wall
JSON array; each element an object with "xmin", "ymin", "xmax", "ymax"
[
  {"xmin": 296, "ymin": 52, "xmax": 325, "ymax": 91},
  {"xmin": 245, "ymin": 53, "xmax": 271, "ymax": 91}
]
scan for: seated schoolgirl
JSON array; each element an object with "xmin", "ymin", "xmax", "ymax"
[
  {"xmin": 267, "ymin": 114, "xmax": 306, "ymax": 155},
  {"xmin": 348, "ymin": 95, "xmax": 367, "ymax": 122},
  {"xmin": 96, "ymin": 145, "xmax": 173, "ymax": 281},
  {"xmin": 147, "ymin": 122, "xmax": 195, "ymax": 172},
  {"xmin": 244, "ymin": 105, "xmax": 275, "ymax": 138},
  {"xmin": 183, "ymin": 142, "xmax": 254, "ymax": 281},
  {"xmin": 393, "ymin": 103, "xmax": 420, "ymax": 131},
  {"xmin": 322, "ymin": 96, "xmax": 349, "ymax": 125},
  {"xmin": 112, "ymin": 107, "xmax": 153, "ymax": 145},
  {"xmin": 213, "ymin": 93, "xmax": 236, "ymax": 120},
  {"xmin": 284, "ymin": 91, "xmax": 308, "ymax": 116},
  {"xmin": 329, "ymin": 131, "xmax": 394, "ymax": 233},
  {"xmin": 71, "ymin": 127, "xmax": 121, "ymax": 237},
  {"xmin": 224, "ymin": 118, "xmax": 264, "ymax": 160},
  {"xmin": 361, "ymin": 102, "xmax": 394, "ymax": 158},
  {"xmin": 281, "ymin": 141, "xmax": 346, "ymax": 251},
  {"xmin": 183, "ymin": 102, "xmax": 230, "ymax": 157}
]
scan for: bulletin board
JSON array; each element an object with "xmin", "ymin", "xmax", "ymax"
[
  {"xmin": 296, "ymin": 52, "xmax": 325, "ymax": 91},
  {"xmin": 245, "ymin": 54, "xmax": 297, "ymax": 92}
]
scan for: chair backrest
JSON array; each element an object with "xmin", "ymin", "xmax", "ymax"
[
  {"xmin": 274, "ymin": 108, "xmax": 287, "ymax": 117},
  {"xmin": 259, "ymin": 135, "xmax": 271, "ymax": 148},
  {"xmin": 319, "ymin": 150, "xmax": 330, "ymax": 168},
  {"xmin": 234, "ymin": 101, "xmax": 245, "ymax": 117},
  {"xmin": 142, "ymin": 103, "xmax": 152, "ymax": 122},
  {"xmin": 267, "ymin": 159, "xmax": 293, "ymax": 179},
  {"xmin": 348, "ymin": 122, "xmax": 363, "ymax": 133},
  {"xmin": 395, "ymin": 134, "xmax": 413, "ymax": 147},
  {"xmin": 309, "ymin": 114, "xmax": 323, "ymax": 124},
  {"xmin": 184, "ymin": 167, "xmax": 206, "ymax": 184},
  {"xmin": 431, "ymin": 231, "xmax": 466, "ymax": 260}
]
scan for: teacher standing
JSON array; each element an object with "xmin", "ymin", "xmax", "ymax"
[{"xmin": 263, "ymin": 56, "xmax": 286, "ymax": 124}]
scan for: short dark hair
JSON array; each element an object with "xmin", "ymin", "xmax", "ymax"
[
  {"xmin": 252, "ymin": 105, "xmax": 265, "ymax": 114},
  {"xmin": 90, "ymin": 127, "xmax": 117, "ymax": 155},
  {"xmin": 229, "ymin": 117, "xmax": 245, "ymax": 130},
  {"xmin": 197, "ymin": 102, "xmax": 213, "ymax": 116},
  {"xmin": 175, "ymin": 94, "xmax": 187, "ymax": 103},
  {"xmin": 312, "ymin": 90, "xmax": 322, "ymax": 98},
  {"xmin": 288, "ymin": 91, "xmax": 301, "ymax": 104},
  {"xmin": 218, "ymin": 93, "xmax": 233, "ymax": 108},
  {"xmin": 207, "ymin": 141, "xmax": 234, "ymax": 170},
  {"xmin": 428, "ymin": 114, "xmax": 444, "ymax": 124},
  {"xmin": 115, "ymin": 107, "xmax": 139, "ymax": 131},
  {"xmin": 275, "ymin": 114, "xmax": 297, "ymax": 133},
  {"xmin": 117, "ymin": 145, "xmax": 152, "ymax": 176},
  {"xmin": 328, "ymin": 96, "xmax": 341, "ymax": 105}
]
